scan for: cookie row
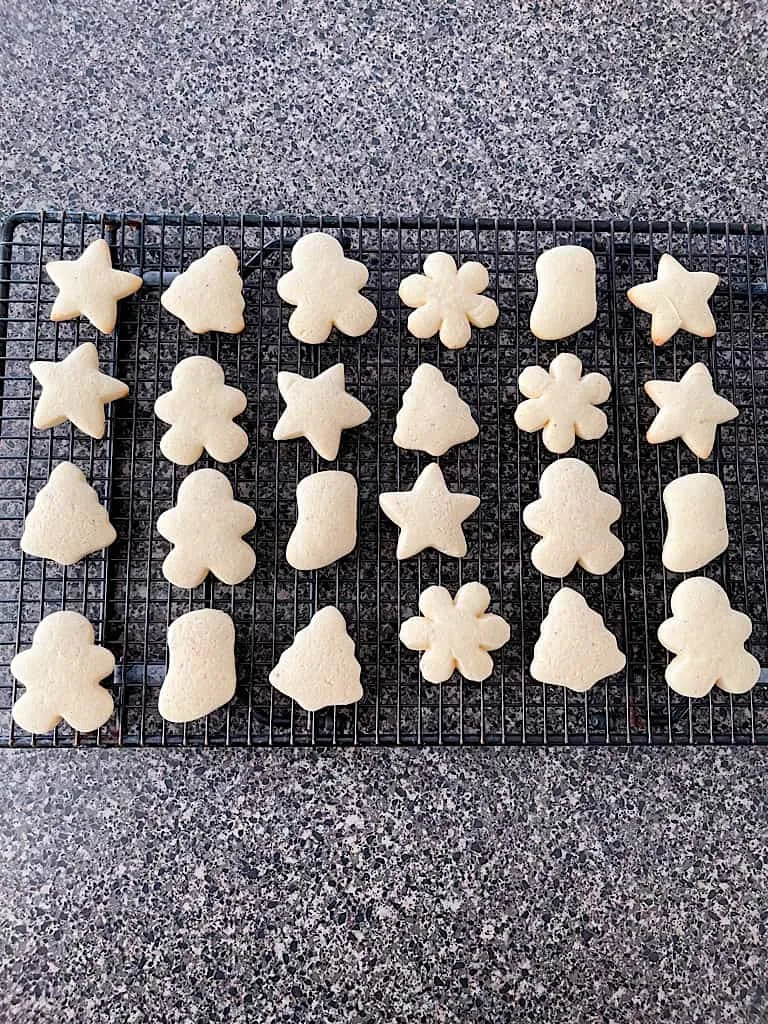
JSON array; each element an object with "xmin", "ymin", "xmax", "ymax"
[{"xmin": 44, "ymin": 234, "xmax": 719, "ymax": 351}]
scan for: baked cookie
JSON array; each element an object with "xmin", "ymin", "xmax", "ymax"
[
  {"xmin": 45, "ymin": 237, "xmax": 142, "ymax": 334},
  {"xmin": 269, "ymin": 606, "xmax": 362, "ymax": 712},
  {"xmin": 658, "ymin": 577, "xmax": 760, "ymax": 697},
  {"xmin": 398, "ymin": 252, "xmax": 499, "ymax": 349},
  {"xmin": 273, "ymin": 363, "xmax": 370, "ymax": 461},
  {"xmin": 529, "ymin": 245, "xmax": 597, "ymax": 341},
  {"xmin": 393, "ymin": 363, "xmax": 479, "ymax": 457},
  {"xmin": 21, "ymin": 462, "xmax": 116, "ymax": 565},
  {"xmin": 645, "ymin": 362, "xmax": 738, "ymax": 458},
  {"xmin": 514, "ymin": 352, "xmax": 611, "ymax": 454},
  {"xmin": 157, "ymin": 469, "xmax": 256, "ymax": 588},
  {"xmin": 662, "ymin": 473, "xmax": 728, "ymax": 573},
  {"xmin": 286, "ymin": 470, "xmax": 357, "ymax": 571},
  {"xmin": 11, "ymin": 611, "xmax": 114, "ymax": 734},
  {"xmin": 276, "ymin": 232, "xmax": 377, "ymax": 344},
  {"xmin": 627, "ymin": 254, "xmax": 719, "ymax": 346},
  {"xmin": 154, "ymin": 355, "xmax": 248, "ymax": 464},
  {"xmin": 530, "ymin": 588, "xmax": 626, "ymax": 692},
  {"xmin": 30, "ymin": 342, "xmax": 129, "ymax": 439},
  {"xmin": 523, "ymin": 458, "xmax": 624, "ymax": 577},
  {"xmin": 379, "ymin": 462, "xmax": 479, "ymax": 559},
  {"xmin": 158, "ymin": 609, "xmax": 237, "ymax": 723},
  {"xmin": 160, "ymin": 246, "xmax": 245, "ymax": 334},
  {"xmin": 400, "ymin": 582, "xmax": 509, "ymax": 683}
]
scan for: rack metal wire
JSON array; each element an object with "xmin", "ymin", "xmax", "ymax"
[{"xmin": 0, "ymin": 211, "xmax": 766, "ymax": 747}]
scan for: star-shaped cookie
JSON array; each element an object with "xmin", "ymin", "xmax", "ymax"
[
  {"xmin": 644, "ymin": 362, "xmax": 738, "ymax": 459},
  {"xmin": 273, "ymin": 363, "xmax": 371, "ymax": 461},
  {"xmin": 45, "ymin": 238, "xmax": 142, "ymax": 334},
  {"xmin": 379, "ymin": 463, "xmax": 480, "ymax": 559},
  {"xmin": 627, "ymin": 253, "xmax": 719, "ymax": 346},
  {"xmin": 30, "ymin": 342, "xmax": 129, "ymax": 439}
]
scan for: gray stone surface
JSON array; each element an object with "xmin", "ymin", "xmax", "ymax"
[{"xmin": 1, "ymin": 1, "xmax": 767, "ymax": 1022}]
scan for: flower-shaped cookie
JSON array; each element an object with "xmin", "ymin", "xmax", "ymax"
[
  {"xmin": 627, "ymin": 254, "xmax": 719, "ymax": 346},
  {"xmin": 514, "ymin": 352, "xmax": 611, "ymax": 454},
  {"xmin": 11, "ymin": 611, "xmax": 115, "ymax": 734},
  {"xmin": 45, "ymin": 238, "xmax": 142, "ymax": 334},
  {"xmin": 157, "ymin": 469, "xmax": 256, "ymax": 588},
  {"xmin": 645, "ymin": 362, "xmax": 738, "ymax": 459},
  {"xmin": 398, "ymin": 253, "xmax": 499, "ymax": 349},
  {"xmin": 277, "ymin": 232, "xmax": 377, "ymax": 344},
  {"xmin": 400, "ymin": 582, "xmax": 510, "ymax": 683},
  {"xmin": 658, "ymin": 577, "xmax": 760, "ymax": 698},
  {"xmin": 523, "ymin": 458, "xmax": 624, "ymax": 577},
  {"xmin": 154, "ymin": 355, "xmax": 248, "ymax": 464}
]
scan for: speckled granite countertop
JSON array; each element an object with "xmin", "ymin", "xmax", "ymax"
[{"xmin": 1, "ymin": 2, "xmax": 767, "ymax": 1021}]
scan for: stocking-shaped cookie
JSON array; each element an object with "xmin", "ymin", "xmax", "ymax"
[
  {"xmin": 393, "ymin": 363, "xmax": 479, "ymax": 457},
  {"xmin": 398, "ymin": 252, "xmax": 499, "ymax": 349},
  {"xmin": 160, "ymin": 246, "xmax": 245, "ymax": 334},
  {"xmin": 658, "ymin": 577, "xmax": 760, "ymax": 698},
  {"xmin": 11, "ymin": 611, "xmax": 115, "ymax": 734},
  {"xmin": 286, "ymin": 471, "xmax": 358, "ymax": 571},
  {"xmin": 154, "ymin": 355, "xmax": 248, "ymax": 464},
  {"xmin": 158, "ymin": 609, "xmax": 237, "ymax": 723},
  {"xmin": 21, "ymin": 462, "xmax": 116, "ymax": 565},
  {"xmin": 523, "ymin": 458, "xmax": 623, "ymax": 577},
  {"xmin": 530, "ymin": 588, "xmax": 625, "ymax": 692},
  {"xmin": 276, "ymin": 233, "xmax": 377, "ymax": 344},
  {"xmin": 529, "ymin": 246, "xmax": 597, "ymax": 341},
  {"xmin": 269, "ymin": 606, "xmax": 362, "ymax": 712},
  {"xmin": 157, "ymin": 469, "xmax": 256, "ymax": 587},
  {"xmin": 400, "ymin": 582, "xmax": 509, "ymax": 683}
]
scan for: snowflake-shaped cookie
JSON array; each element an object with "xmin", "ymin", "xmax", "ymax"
[
  {"xmin": 514, "ymin": 352, "xmax": 611, "ymax": 454},
  {"xmin": 400, "ymin": 582, "xmax": 510, "ymax": 683},
  {"xmin": 276, "ymin": 232, "xmax": 377, "ymax": 344},
  {"xmin": 658, "ymin": 577, "xmax": 760, "ymax": 698},
  {"xmin": 154, "ymin": 355, "xmax": 248, "ymax": 464},
  {"xmin": 523, "ymin": 458, "xmax": 624, "ymax": 577},
  {"xmin": 398, "ymin": 252, "xmax": 499, "ymax": 349}
]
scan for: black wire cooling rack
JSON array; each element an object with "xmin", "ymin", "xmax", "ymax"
[{"xmin": 0, "ymin": 211, "xmax": 766, "ymax": 748}]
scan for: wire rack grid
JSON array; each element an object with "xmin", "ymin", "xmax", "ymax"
[{"xmin": 0, "ymin": 211, "xmax": 766, "ymax": 748}]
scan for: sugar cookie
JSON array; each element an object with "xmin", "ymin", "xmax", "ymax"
[
  {"xmin": 400, "ymin": 582, "xmax": 509, "ymax": 683},
  {"xmin": 658, "ymin": 577, "xmax": 760, "ymax": 697},
  {"xmin": 269, "ymin": 606, "xmax": 362, "ymax": 712},
  {"xmin": 158, "ymin": 609, "xmax": 237, "ymax": 723},
  {"xmin": 662, "ymin": 473, "xmax": 728, "ymax": 573},
  {"xmin": 286, "ymin": 470, "xmax": 357, "ymax": 571},
  {"xmin": 154, "ymin": 355, "xmax": 248, "ymax": 465},
  {"xmin": 30, "ymin": 342, "xmax": 128, "ymax": 439},
  {"xmin": 21, "ymin": 462, "xmax": 116, "ymax": 565},
  {"xmin": 523, "ymin": 458, "xmax": 623, "ymax": 577},
  {"xmin": 645, "ymin": 362, "xmax": 738, "ymax": 458},
  {"xmin": 530, "ymin": 587, "xmax": 625, "ymax": 692},
  {"xmin": 11, "ymin": 611, "xmax": 114, "ymax": 734},
  {"xmin": 273, "ymin": 363, "xmax": 370, "ymax": 461},
  {"xmin": 529, "ymin": 245, "xmax": 597, "ymax": 341},
  {"xmin": 393, "ymin": 363, "xmax": 479, "ymax": 457},
  {"xmin": 514, "ymin": 352, "xmax": 610, "ymax": 453},
  {"xmin": 157, "ymin": 469, "xmax": 256, "ymax": 588},
  {"xmin": 160, "ymin": 245, "xmax": 245, "ymax": 334},
  {"xmin": 379, "ymin": 462, "xmax": 479, "ymax": 559},
  {"xmin": 45, "ymin": 237, "xmax": 142, "ymax": 334},
  {"xmin": 276, "ymin": 232, "xmax": 377, "ymax": 344},
  {"xmin": 398, "ymin": 252, "xmax": 499, "ymax": 350},
  {"xmin": 627, "ymin": 254, "xmax": 719, "ymax": 346}
]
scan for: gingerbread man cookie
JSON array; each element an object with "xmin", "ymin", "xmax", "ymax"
[
  {"xmin": 30, "ymin": 342, "xmax": 129, "ymax": 439},
  {"xmin": 157, "ymin": 469, "xmax": 256, "ymax": 588},
  {"xmin": 45, "ymin": 238, "xmax": 142, "ymax": 334},
  {"xmin": 154, "ymin": 356, "xmax": 248, "ymax": 465},
  {"xmin": 160, "ymin": 246, "xmax": 245, "ymax": 334},
  {"xmin": 658, "ymin": 577, "xmax": 760, "ymax": 697},
  {"xmin": 400, "ymin": 582, "xmax": 510, "ymax": 683},
  {"xmin": 398, "ymin": 252, "xmax": 499, "ymax": 349},
  {"xmin": 523, "ymin": 458, "xmax": 624, "ymax": 577},
  {"xmin": 277, "ymin": 233, "xmax": 377, "ymax": 344},
  {"xmin": 11, "ymin": 611, "xmax": 115, "ymax": 734},
  {"xmin": 514, "ymin": 352, "xmax": 611, "ymax": 454}
]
